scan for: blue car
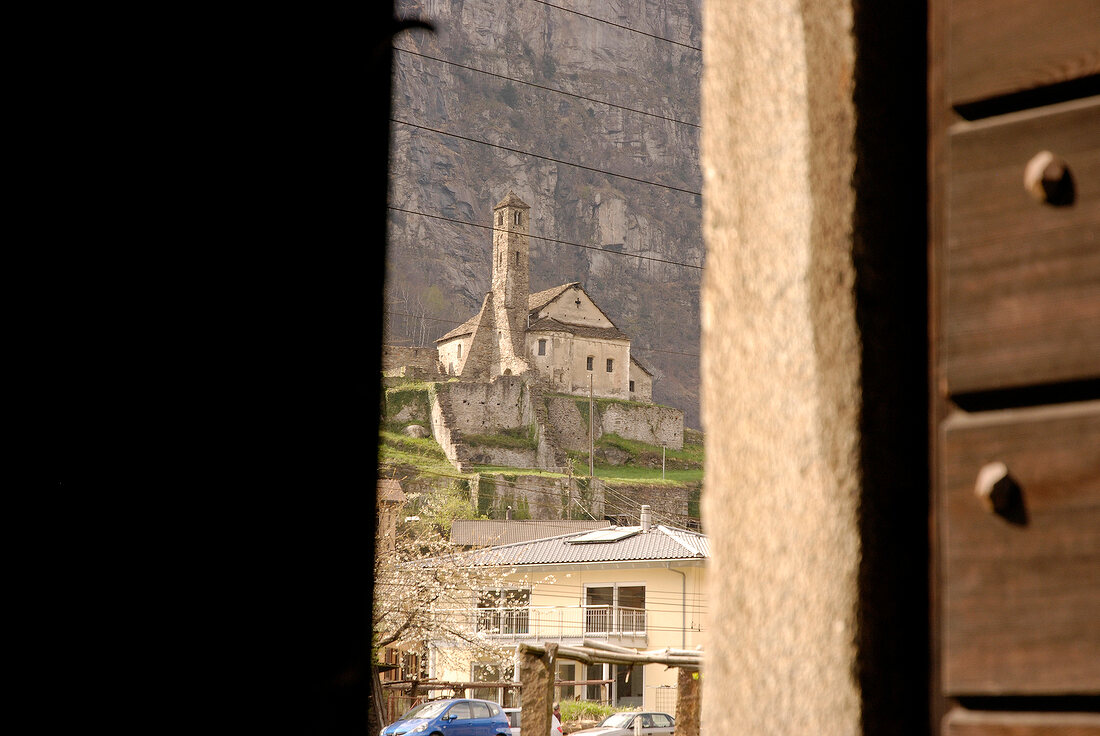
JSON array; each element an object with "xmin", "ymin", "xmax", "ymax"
[{"xmin": 381, "ymin": 698, "xmax": 512, "ymax": 736}]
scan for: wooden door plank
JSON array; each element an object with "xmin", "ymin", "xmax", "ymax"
[{"xmin": 940, "ymin": 401, "xmax": 1100, "ymax": 694}]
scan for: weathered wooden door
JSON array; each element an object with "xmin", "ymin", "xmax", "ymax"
[{"xmin": 929, "ymin": 1, "xmax": 1100, "ymax": 733}]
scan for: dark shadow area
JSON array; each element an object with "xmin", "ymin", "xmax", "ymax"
[
  {"xmin": 953, "ymin": 378, "xmax": 1100, "ymax": 412},
  {"xmin": 953, "ymin": 74, "xmax": 1100, "ymax": 121},
  {"xmin": 851, "ymin": 1, "xmax": 931, "ymax": 734},
  {"xmin": 958, "ymin": 696, "xmax": 1100, "ymax": 713}
]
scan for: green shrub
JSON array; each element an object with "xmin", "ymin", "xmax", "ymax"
[{"xmin": 558, "ymin": 700, "xmax": 620, "ymax": 723}]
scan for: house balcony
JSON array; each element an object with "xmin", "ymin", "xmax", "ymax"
[{"xmin": 452, "ymin": 605, "xmax": 648, "ymax": 647}]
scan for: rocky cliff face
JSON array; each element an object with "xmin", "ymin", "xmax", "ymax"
[{"xmin": 387, "ymin": 0, "xmax": 702, "ymax": 427}]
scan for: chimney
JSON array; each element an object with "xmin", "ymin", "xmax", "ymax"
[
  {"xmin": 505, "ymin": 505, "xmax": 513, "ymax": 520},
  {"xmin": 640, "ymin": 505, "xmax": 652, "ymax": 531}
]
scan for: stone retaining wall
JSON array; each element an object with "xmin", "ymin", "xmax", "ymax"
[
  {"xmin": 545, "ymin": 395, "xmax": 684, "ymax": 451},
  {"xmin": 472, "ymin": 473, "xmax": 604, "ymax": 520},
  {"xmin": 381, "ymin": 346, "xmax": 442, "ymax": 377}
]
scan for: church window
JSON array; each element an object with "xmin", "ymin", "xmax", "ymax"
[
  {"xmin": 497, "ymin": 212, "xmax": 503, "ymax": 226},
  {"xmin": 458, "ymin": 344, "xmax": 462, "ymax": 358},
  {"xmin": 514, "ymin": 251, "xmax": 519, "ymax": 265},
  {"xmin": 630, "ymin": 380, "xmax": 635, "ymax": 392},
  {"xmin": 606, "ymin": 358, "xmax": 614, "ymax": 372},
  {"xmin": 586, "ymin": 356, "xmax": 593, "ymax": 371},
  {"xmin": 538, "ymin": 339, "xmax": 546, "ymax": 356},
  {"xmin": 514, "ymin": 211, "xmax": 521, "ymax": 226}
]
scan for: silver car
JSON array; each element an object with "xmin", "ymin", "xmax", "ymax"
[
  {"xmin": 501, "ymin": 708, "xmax": 563, "ymax": 735},
  {"xmin": 569, "ymin": 711, "xmax": 675, "ymax": 736}
]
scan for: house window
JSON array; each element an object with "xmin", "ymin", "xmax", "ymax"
[
  {"xmin": 586, "ymin": 356, "xmax": 593, "ymax": 371},
  {"xmin": 538, "ymin": 339, "xmax": 546, "ymax": 356},
  {"xmin": 586, "ymin": 663, "xmax": 605, "ymax": 701},
  {"xmin": 614, "ymin": 664, "xmax": 643, "ymax": 707},
  {"xmin": 477, "ymin": 589, "xmax": 530, "ymax": 634},
  {"xmin": 584, "ymin": 584, "xmax": 645, "ymax": 634},
  {"xmin": 473, "ymin": 662, "xmax": 517, "ymax": 706},
  {"xmin": 629, "ymin": 380, "xmax": 635, "ymax": 392},
  {"xmin": 556, "ymin": 663, "xmax": 576, "ymax": 701},
  {"xmin": 606, "ymin": 358, "xmax": 614, "ymax": 372}
]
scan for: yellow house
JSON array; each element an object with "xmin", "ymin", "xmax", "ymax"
[{"xmin": 426, "ymin": 506, "xmax": 707, "ymax": 713}]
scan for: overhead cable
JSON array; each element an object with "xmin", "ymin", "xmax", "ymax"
[
  {"xmin": 393, "ymin": 46, "xmax": 700, "ymax": 128},
  {"xmin": 527, "ymin": 0, "xmax": 702, "ymax": 52},
  {"xmin": 387, "ymin": 206, "xmax": 703, "ymax": 270},
  {"xmin": 390, "ymin": 118, "xmax": 702, "ymax": 198}
]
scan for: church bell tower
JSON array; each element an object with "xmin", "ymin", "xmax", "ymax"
[{"xmin": 491, "ymin": 191, "xmax": 531, "ymax": 376}]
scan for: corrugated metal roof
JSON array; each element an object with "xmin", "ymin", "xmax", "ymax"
[
  {"xmin": 450, "ymin": 520, "xmax": 611, "ymax": 547},
  {"xmin": 450, "ymin": 525, "xmax": 709, "ymax": 567}
]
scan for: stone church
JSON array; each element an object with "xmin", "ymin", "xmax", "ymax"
[{"xmin": 434, "ymin": 192, "xmax": 654, "ymax": 402}]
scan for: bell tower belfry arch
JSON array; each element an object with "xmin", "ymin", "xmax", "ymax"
[{"xmin": 491, "ymin": 191, "xmax": 531, "ymax": 376}]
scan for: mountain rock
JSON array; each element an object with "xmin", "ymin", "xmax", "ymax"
[{"xmin": 387, "ymin": 0, "xmax": 702, "ymax": 427}]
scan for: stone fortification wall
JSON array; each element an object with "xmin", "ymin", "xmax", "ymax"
[
  {"xmin": 381, "ymin": 346, "xmax": 441, "ymax": 377},
  {"xmin": 434, "ymin": 376, "xmax": 534, "ymax": 433},
  {"xmin": 472, "ymin": 473, "xmax": 604, "ymax": 520},
  {"xmin": 601, "ymin": 402, "xmax": 683, "ymax": 449},
  {"xmin": 600, "ymin": 481, "xmax": 698, "ymax": 527},
  {"xmin": 428, "ymin": 377, "xmax": 565, "ymax": 472},
  {"xmin": 545, "ymin": 395, "xmax": 684, "ymax": 451}
]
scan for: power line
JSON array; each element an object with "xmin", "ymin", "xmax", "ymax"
[
  {"xmin": 386, "ymin": 206, "xmax": 703, "ymax": 270},
  {"xmin": 383, "ymin": 464, "xmax": 701, "ymax": 525},
  {"xmin": 385, "ymin": 464, "xmax": 695, "ymax": 528},
  {"xmin": 390, "ymin": 118, "xmax": 702, "ymax": 197},
  {"xmin": 392, "ymin": 46, "xmax": 700, "ymax": 129},
  {"xmin": 382, "ymin": 309, "xmax": 700, "ymax": 360},
  {"xmin": 527, "ymin": 0, "xmax": 702, "ymax": 52},
  {"xmin": 629, "ymin": 345, "xmax": 700, "ymax": 359}
]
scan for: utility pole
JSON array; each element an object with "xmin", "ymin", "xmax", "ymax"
[{"xmin": 588, "ymin": 373, "xmax": 595, "ymax": 479}]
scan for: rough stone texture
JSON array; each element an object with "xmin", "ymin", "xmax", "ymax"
[
  {"xmin": 701, "ymin": 0, "xmax": 861, "ymax": 734},
  {"xmin": 600, "ymin": 402, "xmax": 683, "ymax": 449},
  {"xmin": 600, "ymin": 481, "xmax": 694, "ymax": 526},
  {"xmin": 387, "ymin": 0, "xmax": 704, "ymax": 428},
  {"xmin": 381, "ymin": 346, "xmax": 442, "ymax": 377},
  {"xmin": 545, "ymin": 395, "xmax": 684, "ymax": 451},
  {"xmin": 403, "ymin": 424, "xmax": 430, "ymax": 439},
  {"xmin": 427, "ymin": 377, "xmax": 565, "ymax": 472},
  {"xmin": 459, "ymin": 294, "xmax": 497, "ymax": 380},
  {"xmin": 434, "ymin": 377, "xmax": 534, "ymax": 434},
  {"xmin": 676, "ymin": 667, "xmax": 701, "ymax": 736},
  {"xmin": 471, "ymin": 473, "xmax": 603, "ymax": 521},
  {"xmin": 490, "ymin": 194, "xmax": 531, "ymax": 378}
]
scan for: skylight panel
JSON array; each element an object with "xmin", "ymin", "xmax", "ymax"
[{"xmin": 564, "ymin": 528, "xmax": 641, "ymax": 544}]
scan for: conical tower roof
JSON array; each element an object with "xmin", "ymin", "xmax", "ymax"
[{"xmin": 494, "ymin": 191, "xmax": 530, "ymax": 210}]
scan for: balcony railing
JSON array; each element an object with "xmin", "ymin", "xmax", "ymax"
[{"xmin": 456, "ymin": 605, "xmax": 646, "ymax": 640}]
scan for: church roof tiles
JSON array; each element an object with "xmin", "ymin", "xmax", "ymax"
[{"xmin": 527, "ymin": 316, "xmax": 629, "ymax": 341}]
